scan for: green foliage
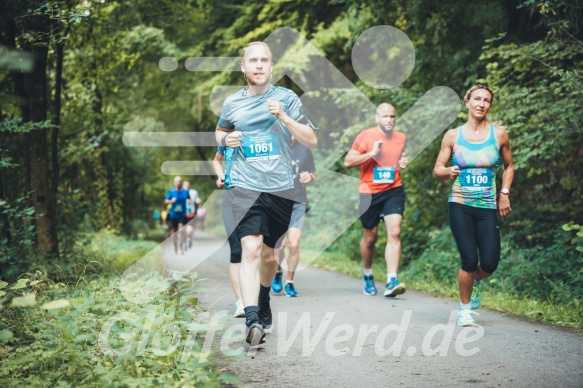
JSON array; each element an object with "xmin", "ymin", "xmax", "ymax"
[
  {"xmin": 0, "ymin": 118, "xmax": 54, "ymax": 170},
  {"xmin": 401, "ymin": 224, "xmax": 582, "ymax": 303},
  {"xmin": 0, "ymin": 264, "xmax": 233, "ymax": 387},
  {"xmin": 478, "ymin": 0, "xmax": 583, "ymax": 245},
  {"xmin": 73, "ymin": 230, "xmax": 160, "ymax": 276},
  {"xmin": 0, "ymin": 197, "xmax": 39, "ymax": 280}
]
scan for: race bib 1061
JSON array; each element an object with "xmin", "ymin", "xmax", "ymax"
[
  {"xmin": 373, "ymin": 166, "xmax": 395, "ymax": 184},
  {"xmin": 460, "ymin": 168, "xmax": 493, "ymax": 188},
  {"xmin": 243, "ymin": 134, "xmax": 281, "ymax": 162}
]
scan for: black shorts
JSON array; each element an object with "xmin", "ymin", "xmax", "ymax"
[
  {"xmin": 230, "ymin": 187, "xmax": 294, "ymax": 249},
  {"xmin": 359, "ymin": 186, "xmax": 406, "ymax": 230},
  {"xmin": 170, "ymin": 216, "xmax": 187, "ymax": 230}
]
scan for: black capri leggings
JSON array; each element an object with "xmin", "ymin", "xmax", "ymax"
[
  {"xmin": 223, "ymin": 190, "xmax": 242, "ymax": 264},
  {"xmin": 448, "ymin": 202, "xmax": 500, "ymax": 274}
]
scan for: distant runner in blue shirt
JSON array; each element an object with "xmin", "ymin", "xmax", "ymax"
[
  {"xmin": 215, "ymin": 41, "xmax": 317, "ymax": 345},
  {"xmin": 164, "ymin": 176, "xmax": 190, "ymax": 255}
]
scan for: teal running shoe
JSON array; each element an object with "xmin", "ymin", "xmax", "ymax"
[
  {"xmin": 285, "ymin": 283, "xmax": 298, "ymax": 297},
  {"xmin": 271, "ymin": 272, "xmax": 283, "ymax": 293},
  {"xmin": 384, "ymin": 278, "xmax": 406, "ymax": 297},
  {"xmin": 471, "ymin": 282, "xmax": 482, "ymax": 309},
  {"xmin": 457, "ymin": 308, "xmax": 478, "ymax": 327},
  {"xmin": 363, "ymin": 275, "xmax": 377, "ymax": 295}
]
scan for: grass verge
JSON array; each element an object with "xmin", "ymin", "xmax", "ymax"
[
  {"xmin": 313, "ymin": 251, "xmax": 583, "ymax": 331},
  {"xmin": 0, "ymin": 230, "xmax": 241, "ymax": 387}
]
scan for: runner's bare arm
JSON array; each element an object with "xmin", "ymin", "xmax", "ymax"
[
  {"xmin": 344, "ymin": 150, "xmax": 372, "ymax": 168},
  {"xmin": 497, "ymin": 126, "xmax": 514, "ymax": 219},
  {"xmin": 299, "ymin": 171, "xmax": 316, "ymax": 184},
  {"xmin": 497, "ymin": 127, "xmax": 514, "ymax": 192},
  {"xmin": 215, "ymin": 125, "xmax": 241, "ymax": 148},
  {"xmin": 433, "ymin": 129, "xmax": 458, "ymax": 181},
  {"xmin": 344, "ymin": 140, "xmax": 383, "ymax": 168},
  {"xmin": 268, "ymin": 102, "xmax": 317, "ymax": 148},
  {"xmin": 212, "ymin": 152, "xmax": 226, "ymax": 188}
]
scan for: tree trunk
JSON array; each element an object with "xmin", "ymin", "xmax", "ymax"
[
  {"xmin": 51, "ymin": 22, "xmax": 67, "ymax": 223},
  {"xmin": 0, "ymin": 167, "xmax": 11, "ymax": 246},
  {"xmin": 19, "ymin": 15, "xmax": 59, "ymax": 256}
]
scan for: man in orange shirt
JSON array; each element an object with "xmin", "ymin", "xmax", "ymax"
[{"xmin": 344, "ymin": 103, "xmax": 409, "ymax": 297}]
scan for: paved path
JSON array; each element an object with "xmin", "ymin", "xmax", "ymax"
[{"xmin": 165, "ymin": 233, "xmax": 583, "ymax": 387}]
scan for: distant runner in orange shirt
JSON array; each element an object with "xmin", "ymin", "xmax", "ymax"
[{"xmin": 344, "ymin": 103, "xmax": 408, "ymax": 297}]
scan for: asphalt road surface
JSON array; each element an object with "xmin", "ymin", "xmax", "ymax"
[{"xmin": 165, "ymin": 232, "xmax": 583, "ymax": 387}]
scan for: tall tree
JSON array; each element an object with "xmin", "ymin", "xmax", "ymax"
[{"xmin": 16, "ymin": 7, "xmax": 59, "ymax": 255}]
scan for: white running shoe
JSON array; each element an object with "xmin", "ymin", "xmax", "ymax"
[
  {"xmin": 234, "ymin": 300, "xmax": 245, "ymax": 318},
  {"xmin": 457, "ymin": 308, "xmax": 479, "ymax": 327}
]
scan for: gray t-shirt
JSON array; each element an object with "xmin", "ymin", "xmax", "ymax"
[{"xmin": 217, "ymin": 85, "xmax": 303, "ymax": 193}]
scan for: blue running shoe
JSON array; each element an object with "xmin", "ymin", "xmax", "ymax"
[
  {"xmin": 285, "ymin": 283, "xmax": 299, "ymax": 297},
  {"xmin": 363, "ymin": 275, "xmax": 377, "ymax": 295},
  {"xmin": 271, "ymin": 272, "xmax": 283, "ymax": 293},
  {"xmin": 471, "ymin": 282, "xmax": 482, "ymax": 309},
  {"xmin": 384, "ymin": 278, "xmax": 406, "ymax": 297}
]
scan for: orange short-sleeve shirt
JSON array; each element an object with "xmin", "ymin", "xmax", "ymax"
[{"xmin": 350, "ymin": 126, "xmax": 406, "ymax": 194}]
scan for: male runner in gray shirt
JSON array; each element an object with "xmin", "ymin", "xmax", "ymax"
[{"xmin": 215, "ymin": 41, "xmax": 317, "ymax": 345}]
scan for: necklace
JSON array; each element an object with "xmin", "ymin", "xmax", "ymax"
[{"xmin": 466, "ymin": 123, "xmax": 484, "ymax": 134}]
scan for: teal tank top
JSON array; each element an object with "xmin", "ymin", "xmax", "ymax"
[{"xmin": 448, "ymin": 124, "xmax": 501, "ymax": 209}]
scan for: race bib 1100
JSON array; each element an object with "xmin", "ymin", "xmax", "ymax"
[
  {"xmin": 373, "ymin": 166, "xmax": 395, "ymax": 184},
  {"xmin": 460, "ymin": 168, "xmax": 493, "ymax": 188},
  {"xmin": 242, "ymin": 134, "xmax": 281, "ymax": 162}
]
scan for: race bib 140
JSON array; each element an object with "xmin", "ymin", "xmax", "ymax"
[{"xmin": 373, "ymin": 166, "xmax": 395, "ymax": 184}]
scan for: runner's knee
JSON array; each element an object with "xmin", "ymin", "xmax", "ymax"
[
  {"xmin": 288, "ymin": 242, "xmax": 300, "ymax": 256},
  {"xmin": 480, "ymin": 261, "xmax": 498, "ymax": 274},
  {"xmin": 241, "ymin": 236, "xmax": 262, "ymax": 260},
  {"xmin": 362, "ymin": 229, "xmax": 377, "ymax": 246},
  {"xmin": 461, "ymin": 258, "xmax": 478, "ymax": 273},
  {"xmin": 388, "ymin": 225, "xmax": 401, "ymax": 242}
]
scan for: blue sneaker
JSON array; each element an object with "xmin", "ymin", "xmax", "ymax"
[
  {"xmin": 471, "ymin": 282, "xmax": 482, "ymax": 309},
  {"xmin": 384, "ymin": 278, "xmax": 406, "ymax": 297},
  {"xmin": 271, "ymin": 272, "xmax": 283, "ymax": 293},
  {"xmin": 285, "ymin": 283, "xmax": 298, "ymax": 297},
  {"xmin": 363, "ymin": 275, "xmax": 377, "ymax": 295}
]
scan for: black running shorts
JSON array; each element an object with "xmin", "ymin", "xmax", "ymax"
[
  {"xmin": 230, "ymin": 187, "xmax": 294, "ymax": 249},
  {"xmin": 170, "ymin": 216, "xmax": 187, "ymax": 230},
  {"xmin": 359, "ymin": 186, "xmax": 406, "ymax": 230}
]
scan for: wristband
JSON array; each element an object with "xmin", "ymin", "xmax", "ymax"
[{"xmin": 220, "ymin": 134, "xmax": 228, "ymax": 147}]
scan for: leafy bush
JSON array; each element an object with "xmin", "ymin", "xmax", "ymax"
[
  {"xmin": 82, "ymin": 229, "xmax": 161, "ymax": 276},
  {"xmin": 0, "ymin": 197, "xmax": 39, "ymax": 280},
  {"xmin": 400, "ymin": 225, "xmax": 583, "ymax": 305},
  {"xmin": 0, "ymin": 267, "xmax": 238, "ymax": 387}
]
